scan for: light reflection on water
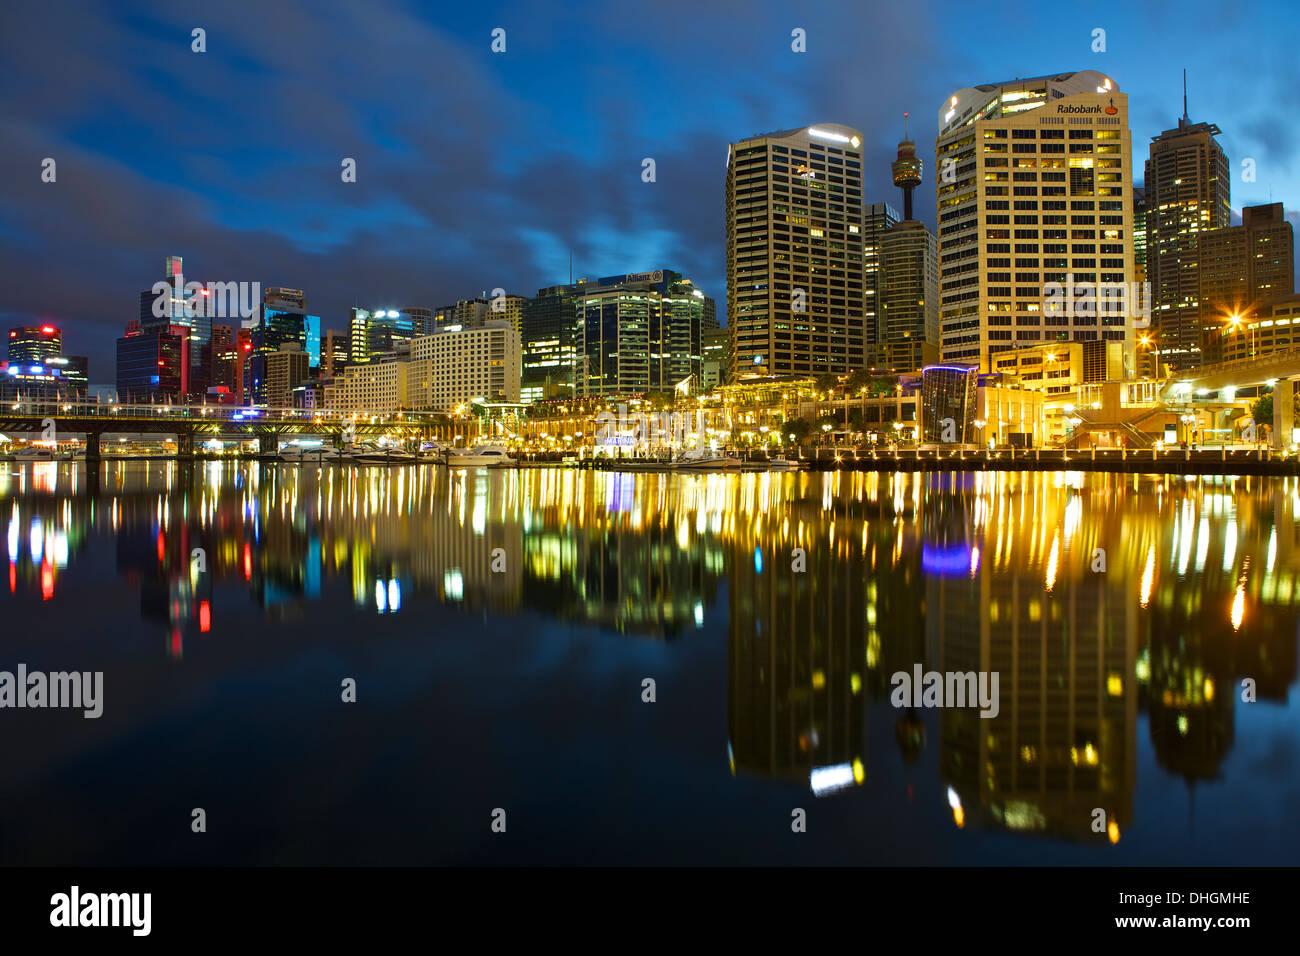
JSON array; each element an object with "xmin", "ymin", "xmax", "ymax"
[{"xmin": 0, "ymin": 460, "xmax": 1296, "ymax": 865}]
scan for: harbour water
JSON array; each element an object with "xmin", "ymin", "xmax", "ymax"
[{"xmin": 1, "ymin": 461, "xmax": 1296, "ymax": 864}]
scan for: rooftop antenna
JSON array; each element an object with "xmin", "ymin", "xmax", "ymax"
[{"xmin": 1182, "ymin": 68, "xmax": 1188, "ymax": 123}]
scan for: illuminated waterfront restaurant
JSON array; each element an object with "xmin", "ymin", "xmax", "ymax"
[{"xmin": 718, "ymin": 376, "xmax": 919, "ymax": 444}]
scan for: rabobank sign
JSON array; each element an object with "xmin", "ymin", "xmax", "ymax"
[{"xmin": 1056, "ymin": 97, "xmax": 1120, "ymax": 116}]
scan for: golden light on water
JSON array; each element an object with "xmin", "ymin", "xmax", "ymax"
[{"xmin": 1140, "ymin": 545, "xmax": 1155, "ymax": 607}]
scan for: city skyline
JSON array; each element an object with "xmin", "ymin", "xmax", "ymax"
[{"xmin": 4, "ymin": 0, "xmax": 1300, "ymax": 381}]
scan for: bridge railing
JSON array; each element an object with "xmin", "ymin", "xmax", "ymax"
[{"xmin": 1, "ymin": 399, "xmax": 449, "ymax": 427}]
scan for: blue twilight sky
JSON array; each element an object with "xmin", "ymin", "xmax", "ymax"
[{"xmin": 2, "ymin": 0, "xmax": 1299, "ymax": 378}]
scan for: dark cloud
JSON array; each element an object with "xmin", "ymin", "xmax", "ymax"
[{"xmin": 1, "ymin": 0, "xmax": 1297, "ymax": 379}]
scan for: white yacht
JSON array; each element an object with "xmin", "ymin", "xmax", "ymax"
[
  {"xmin": 13, "ymin": 446, "xmax": 59, "ymax": 461},
  {"xmin": 277, "ymin": 444, "xmax": 341, "ymax": 462},
  {"xmin": 672, "ymin": 448, "xmax": 743, "ymax": 471},
  {"xmin": 344, "ymin": 443, "xmax": 418, "ymax": 464},
  {"xmin": 444, "ymin": 445, "xmax": 516, "ymax": 467},
  {"xmin": 765, "ymin": 456, "xmax": 803, "ymax": 472}
]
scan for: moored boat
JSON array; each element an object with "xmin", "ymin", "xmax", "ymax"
[{"xmin": 444, "ymin": 445, "xmax": 516, "ymax": 467}]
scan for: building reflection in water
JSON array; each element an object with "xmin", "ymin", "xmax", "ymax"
[{"xmin": 1, "ymin": 462, "xmax": 1297, "ymax": 846}]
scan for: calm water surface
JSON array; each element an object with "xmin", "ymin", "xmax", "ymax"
[{"xmin": 1, "ymin": 461, "xmax": 1296, "ymax": 865}]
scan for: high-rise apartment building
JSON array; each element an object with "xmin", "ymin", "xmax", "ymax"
[
  {"xmin": 323, "ymin": 358, "xmax": 410, "ymax": 412},
  {"xmin": 1198, "ymin": 202, "xmax": 1295, "ymax": 334},
  {"xmin": 726, "ymin": 124, "xmax": 866, "ymax": 378},
  {"xmin": 1144, "ymin": 95, "xmax": 1230, "ymax": 369},
  {"xmin": 935, "ymin": 71, "xmax": 1136, "ymax": 374}
]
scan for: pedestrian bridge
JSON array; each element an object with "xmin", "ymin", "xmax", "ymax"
[
  {"xmin": 1160, "ymin": 348, "xmax": 1300, "ymax": 447},
  {"xmin": 0, "ymin": 400, "xmax": 452, "ymax": 457}
]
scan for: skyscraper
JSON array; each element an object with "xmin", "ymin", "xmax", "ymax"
[
  {"xmin": 247, "ymin": 288, "xmax": 320, "ymax": 406},
  {"xmin": 322, "ymin": 329, "xmax": 350, "ymax": 378},
  {"xmin": 8, "ymin": 325, "xmax": 62, "ymax": 364},
  {"xmin": 935, "ymin": 71, "xmax": 1136, "ymax": 374},
  {"xmin": 139, "ymin": 255, "xmax": 212, "ymax": 396},
  {"xmin": 877, "ymin": 118, "xmax": 940, "ymax": 373},
  {"xmin": 863, "ymin": 201, "xmax": 900, "ymax": 361},
  {"xmin": 520, "ymin": 281, "xmax": 585, "ymax": 402},
  {"xmin": 726, "ymin": 124, "xmax": 866, "ymax": 378},
  {"xmin": 576, "ymin": 270, "xmax": 710, "ymax": 395},
  {"xmin": 116, "ymin": 319, "xmax": 190, "ymax": 402},
  {"xmin": 1144, "ymin": 80, "xmax": 1230, "ymax": 369},
  {"xmin": 349, "ymin": 307, "xmax": 432, "ymax": 364},
  {"xmin": 1198, "ymin": 202, "xmax": 1295, "ymax": 332}
]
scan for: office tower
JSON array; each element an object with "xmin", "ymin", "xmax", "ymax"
[
  {"xmin": 139, "ymin": 255, "xmax": 212, "ymax": 395},
  {"xmin": 1198, "ymin": 203, "xmax": 1295, "ymax": 332},
  {"xmin": 116, "ymin": 319, "xmax": 191, "ymax": 402},
  {"xmin": 0, "ymin": 330, "xmax": 86, "ymax": 398},
  {"xmin": 349, "ymin": 307, "xmax": 432, "ymax": 364},
  {"xmin": 701, "ymin": 325, "xmax": 730, "ymax": 390},
  {"xmin": 322, "ymin": 329, "xmax": 350, "ymax": 378},
  {"xmin": 726, "ymin": 124, "xmax": 866, "ymax": 377},
  {"xmin": 1132, "ymin": 187, "xmax": 1147, "ymax": 279},
  {"xmin": 876, "ymin": 121, "xmax": 941, "ymax": 373},
  {"xmin": 247, "ymin": 288, "xmax": 319, "ymax": 406},
  {"xmin": 236, "ymin": 328, "xmax": 252, "ymax": 401},
  {"xmin": 879, "ymin": 223, "xmax": 940, "ymax": 372},
  {"xmin": 265, "ymin": 342, "xmax": 310, "ymax": 408},
  {"xmin": 8, "ymin": 325, "xmax": 62, "ymax": 364},
  {"xmin": 208, "ymin": 324, "xmax": 241, "ymax": 402},
  {"xmin": 575, "ymin": 270, "xmax": 710, "ymax": 395},
  {"xmin": 935, "ymin": 71, "xmax": 1136, "ymax": 373},
  {"xmin": 520, "ymin": 281, "xmax": 585, "ymax": 402},
  {"xmin": 1144, "ymin": 81, "xmax": 1231, "ymax": 369},
  {"xmin": 863, "ymin": 202, "xmax": 900, "ymax": 359},
  {"xmin": 43, "ymin": 356, "xmax": 88, "ymax": 395},
  {"xmin": 407, "ymin": 321, "xmax": 522, "ymax": 411}
]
